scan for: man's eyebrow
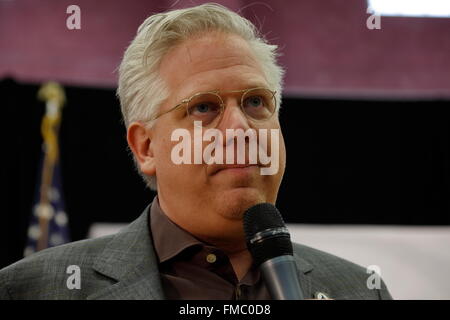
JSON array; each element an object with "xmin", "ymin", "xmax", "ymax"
[
  {"xmin": 223, "ymin": 84, "xmax": 272, "ymax": 93},
  {"xmin": 181, "ymin": 84, "xmax": 271, "ymax": 97}
]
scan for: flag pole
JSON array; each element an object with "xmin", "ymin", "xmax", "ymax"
[{"xmin": 35, "ymin": 82, "xmax": 66, "ymax": 252}]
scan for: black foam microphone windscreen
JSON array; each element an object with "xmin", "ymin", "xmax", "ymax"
[
  {"xmin": 243, "ymin": 203, "xmax": 293, "ymax": 267},
  {"xmin": 243, "ymin": 203, "xmax": 304, "ymax": 300}
]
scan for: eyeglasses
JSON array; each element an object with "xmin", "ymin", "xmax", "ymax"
[{"xmin": 149, "ymin": 87, "xmax": 277, "ymax": 128}]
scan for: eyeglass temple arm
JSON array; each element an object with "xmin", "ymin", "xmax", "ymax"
[{"xmin": 149, "ymin": 99, "xmax": 189, "ymax": 122}]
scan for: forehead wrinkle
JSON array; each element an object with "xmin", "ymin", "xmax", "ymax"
[
  {"xmin": 177, "ymin": 63, "xmax": 268, "ymax": 98},
  {"xmin": 188, "ymin": 55, "xmax": 260, "ymax": 76},
  {"xmin": 186, "ymin": 44, "xmax": 193, "ymax": 63}
]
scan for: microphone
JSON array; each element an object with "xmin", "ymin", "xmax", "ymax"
[{"xmin": 243, "ymin": 203, "xmax": 304, "ymax": 300}]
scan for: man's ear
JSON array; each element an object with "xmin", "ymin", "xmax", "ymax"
[{"xmin": 127, "ymin": 122, "xmax": 156, "ymax": 176}]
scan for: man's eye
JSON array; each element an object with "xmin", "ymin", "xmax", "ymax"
[
  {"xmin": 195, "ymin": 103, "xmax": 210, "ymax": 113},
  {"xmin": 244, "ymin": 96, "xmax": 264, "ymax": 108},
  {"xmin": 189, "ymin": 102, "xmax": 220, "ymax": 116}
]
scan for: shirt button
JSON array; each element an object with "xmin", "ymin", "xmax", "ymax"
[
  {"xmin": 206, "ymin": 253, "xmax": 217, "ymax": 263},
  {"xmin": 235, "ymin": 286, "xmax": 242, "ymax": 299}
]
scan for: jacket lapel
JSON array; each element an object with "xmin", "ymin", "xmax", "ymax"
[
  {"xmin": 88, "ymin": 205, "xmax": 165, "ymax": 300},
  {"xmin": 293, "ymin": 245, "xmax": 334, "ymax": 299},
  {"xmin": 293, "ymin": 249, "xmax": 314, "ymax": 299}
]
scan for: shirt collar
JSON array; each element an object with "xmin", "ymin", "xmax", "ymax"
[{"xmin": 149, "ymin": 196, "xmax": 203, "ymax": 263}]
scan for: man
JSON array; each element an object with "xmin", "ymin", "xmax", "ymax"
[{"xmin": 0, "ymin": 3, "xmax": 392, "ymax": 300}]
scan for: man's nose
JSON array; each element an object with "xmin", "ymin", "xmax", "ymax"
[{"xmin": 216, "ymin": 99, "xmax": 250, "ymax": 132}]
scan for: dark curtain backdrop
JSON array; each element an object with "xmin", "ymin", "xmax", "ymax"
[{"xmin": 1, "ymin": 78, "xmax": 449, "ymax": 268}]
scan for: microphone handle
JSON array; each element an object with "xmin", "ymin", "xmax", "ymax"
[{"xmin": 260, "ymin": 255, "xmax": 304, "ymax": 300}]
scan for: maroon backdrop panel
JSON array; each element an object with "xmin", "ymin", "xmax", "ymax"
[{"xmin": 1, "ymin": 0, "xmax": 449, "ymax": 98}]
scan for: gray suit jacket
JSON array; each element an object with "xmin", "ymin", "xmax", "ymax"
[{"xmin": 0, "ymin": 205, "xmax": 392, "ymax": 300}]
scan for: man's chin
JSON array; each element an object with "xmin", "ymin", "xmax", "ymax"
[{"xmin": 216, "ymin": 187, "xmax": 267, "ymax": 220}]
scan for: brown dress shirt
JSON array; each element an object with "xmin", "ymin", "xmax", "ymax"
[{"xmin": 149, "ymin": 196, "xmax": 270, "ymax": 300}]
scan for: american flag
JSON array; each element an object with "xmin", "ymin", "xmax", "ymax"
[
  {"xmin": 24, "ymin": 156, "xmax": 70, "ymax": 257},
  {"xmin": 24, "ymin": 82, "xmax": 70, "ymax": 257}
]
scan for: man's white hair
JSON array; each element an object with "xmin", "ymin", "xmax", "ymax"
[{"xmin": 117, "ymin": 3, "xmax": 284, "ymax": 191}]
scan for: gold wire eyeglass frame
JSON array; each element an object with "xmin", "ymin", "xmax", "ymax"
[{"xmin": 147, "ymin": 87, "xmax": 277, "ymax": 127}]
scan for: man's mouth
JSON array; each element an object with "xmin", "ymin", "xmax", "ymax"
[{"xmin": 211, "ymin": 164, "xmax": 259, "ymax": 176}]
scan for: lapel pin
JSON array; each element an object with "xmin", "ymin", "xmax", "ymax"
[{"xmin": 314, "ymin": 291, "xmax": 331, "ymax": 300}]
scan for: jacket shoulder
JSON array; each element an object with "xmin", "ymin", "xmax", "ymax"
[
  {"xmin": 293, "ymin": 242, "xmax": 367, "ymax": 274},
  {"xmin": 0, "ymin": 235, "xmax": 115, "ymax": 300},
  {"xmin": 293, "ymin": 242, "xmax": 392, "ymax": 300}
]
